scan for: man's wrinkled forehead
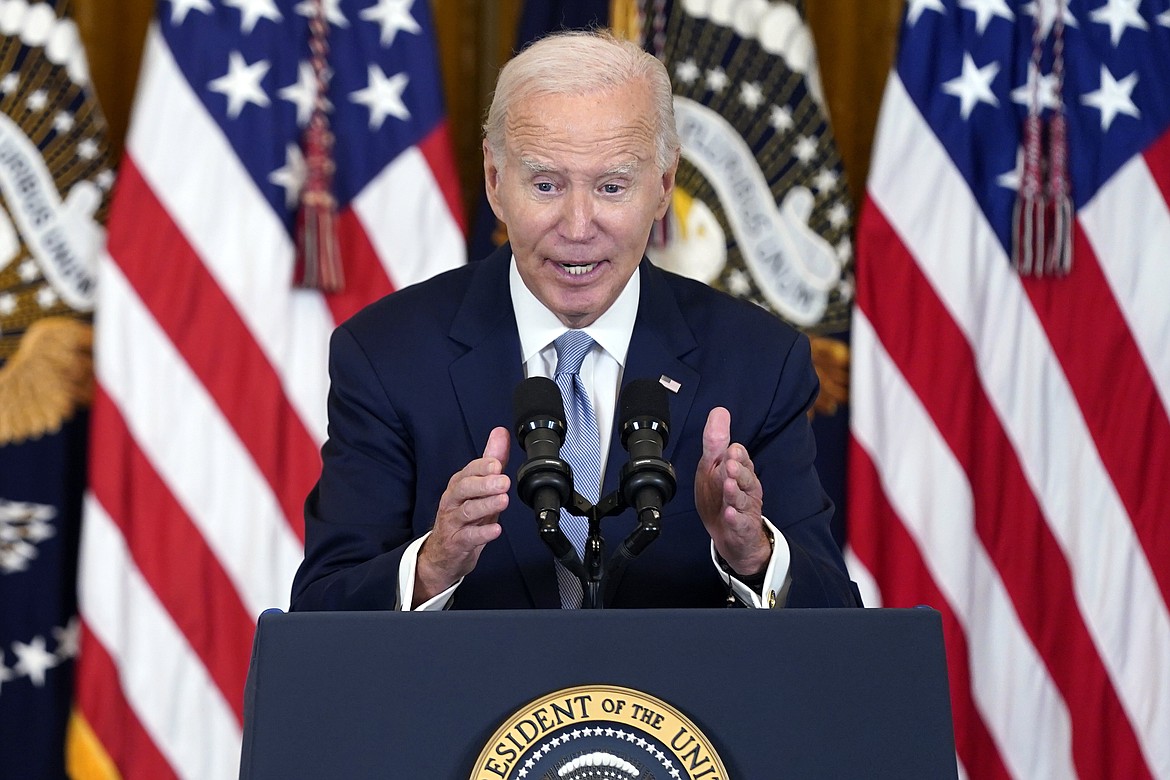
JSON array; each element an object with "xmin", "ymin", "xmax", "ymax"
[{"xmin": 517, "ymin": 158, "xmax": 641, "ymax": 178}]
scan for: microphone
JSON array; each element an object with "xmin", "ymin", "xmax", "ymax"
[
  {"xmin": 618, "ymin": 379, "xmax": 677, "ymax": 526},
  {"xmin": 513, "ymin": 377, "xmax": 573, "ymax": 554}
]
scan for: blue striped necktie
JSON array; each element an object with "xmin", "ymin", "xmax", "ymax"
[{"xmin": 553, "ymin": 330, "xmax": 601, "ymax": 609}]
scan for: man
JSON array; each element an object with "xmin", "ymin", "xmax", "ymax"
[{"xmin": 291, "ymin": 31, "xmax": 859, "ymax": 612}]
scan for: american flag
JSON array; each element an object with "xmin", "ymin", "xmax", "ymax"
[
  {"xmin": 72, "ymin": 0, "xmax": 464, "ymax": 776},
  {"xmin": 849, "ymin": 0, "xmax": 1170, "ymax": 777}
]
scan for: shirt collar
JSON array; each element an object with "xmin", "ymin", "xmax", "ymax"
[{"xmin": 509, "ymin": 256, "xmax": 640, "ymax": 367}]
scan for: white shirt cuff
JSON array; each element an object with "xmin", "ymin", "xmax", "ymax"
[
  {"xmin": 396, "ymin": 532, "xmax": 461, "ymax": 611},
  {"xmin": 710, "ymin": 516, "xmax": 792, "ymax": 609}
]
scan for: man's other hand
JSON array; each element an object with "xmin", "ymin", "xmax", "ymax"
[{"xmin": 694, "ymin": 407, "xmax": 771, "ymax": 576}]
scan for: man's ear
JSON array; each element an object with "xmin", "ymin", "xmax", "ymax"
[
  {"xmin": 483, "ymin": 139, "xmax": 504, "ymax": 221},
  {"xmin": 656, "ymin": 151, "xmax": 680, "ymax": 220}
]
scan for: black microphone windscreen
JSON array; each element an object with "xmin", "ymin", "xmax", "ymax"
[
  {"xmin": 513, "ymin": 376, "xmax": 565, "ymax": 430},
  {"xmin": 619, "ymin": 378, "xmax": 671, "ymax": 427}
]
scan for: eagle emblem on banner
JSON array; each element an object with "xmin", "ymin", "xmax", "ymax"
[{"xmin": 0, "ymin": 0, "xmax": 112, "ymax": 445}]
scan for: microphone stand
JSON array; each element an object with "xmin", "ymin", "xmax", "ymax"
[{"xmin": 552, "ymin": 488, "xmax": 664, "ymax": 609}]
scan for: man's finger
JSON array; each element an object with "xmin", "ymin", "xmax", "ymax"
[
  {"xmin": 701, "ymin": 406, "xmax": 732, "ymax": 465},
  {"xmin": 483, "ymin": 425, "xmax": 510, "ymax": 463}
]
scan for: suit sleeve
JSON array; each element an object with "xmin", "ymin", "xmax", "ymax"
[
  {"xmin": 750, "ymin": 332, "xmax": 861, "ymax": 608},
  {"xmin": 290, "ymin": 324, "xmax": 419, "ymax": 611}
]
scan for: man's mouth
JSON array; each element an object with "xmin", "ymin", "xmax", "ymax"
[{"xmin": 561, "ymin": 262, "xmax": 598, "ymax": 276}]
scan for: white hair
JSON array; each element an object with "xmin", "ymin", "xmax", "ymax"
[{"xmin": 483, "ymin": 30, "xmax": 680, "ymax": 173}]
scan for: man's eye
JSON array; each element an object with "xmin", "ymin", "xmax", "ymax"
[
  {"xmin": 535, "ymin": 182, "xmax": 554, "ymax": 193},
  {"xmin": 602, "ymin": 183, "xmax": 624, "ymax": 194}
]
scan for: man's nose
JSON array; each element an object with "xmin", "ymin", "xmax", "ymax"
[{"xmin": 559, "ymin": 189, "xmax": 596, "ymax": 240}]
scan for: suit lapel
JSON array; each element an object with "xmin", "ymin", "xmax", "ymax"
[
  {"xmin": 598, "ymin": 262, "xmax": 700, "ymax": 603},
  {"xmin": 449, "ymin": 248, "xmax": 522, "ymax": 456},
  {"xmin": 603, "ymin": 260, "xmax": 700, "ymax": 495},
  {"xmin": 448, "ymin": 246, "xmax": 560, "ymax": 608}
]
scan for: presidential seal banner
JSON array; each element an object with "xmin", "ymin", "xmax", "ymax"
[
  {"xmin": 0, "ymin": 0, "xmax": 111, "ymax": 776},
  {"xmin": 615, "ymin": 0, "xmax": 855, "ymax": 544},
  {"xmin": 622, "ymin": 0, "xmax": 854, "ymax": 335}
]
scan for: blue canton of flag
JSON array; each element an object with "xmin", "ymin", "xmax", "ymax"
[
  {"xmin": 900, "ymin": 0, "xmax": 1170, "ymax": 246},
  {"xmin": 163, "ymin": 0, "xmax": 450, "ymax": 228}
]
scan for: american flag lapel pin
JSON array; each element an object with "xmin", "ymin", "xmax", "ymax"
[{"xmin": 659, "ymin": 375, "xmax": 682, "ymax": 393}]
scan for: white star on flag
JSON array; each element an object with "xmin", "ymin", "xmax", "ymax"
[
  {"xmin": 224, "ymin": 0, "xmax": 283, "ymax": 35},
  {"xmin": 279, "ymin": 61, "xmax": 320, "ymax": 127},
  {"xmin": 53, "ymin": 618, "xmax": 81, "ymax": 660},
  {"xmin": 1089, "ymin": 0, "xmax": 1148, "ymax": 46},
  {"xmin": 1010, "ymin": 63, "xmax": 1061, "ymax": 111},
  {"xmin": 1021, "ymin": 0, "xmax": 1078, "ymax": 38},
  {"xmin": 959, "ymin": 0, "xmax": 1015, "ymax": 35},
  {"xmin": 360, "ymin": 0, "xmax": 421, "ymax": 47},
  {"xmin": 907, "ymin": 0, "xmax": 946, "ymax": 25},
  {"xmin": 209, "ymin": 50, "xmax": 272, "ymax": 119},
  {"xmin": 168, "ymin": 0, "xmax": 212, "ymax": 25},
  {"xmin": 350, "ymin": 64, "xmax": 410, "ymax": 129},
  {"xmin": 268, "ymin": 143, "xmax": 306, "ymax": 208},
  {"xmin": 1081, "ymin": 64, "xmax": 1140, "ymax": 131},
  {"xmin": 942, "ymin": 52, "xmax": 1000, "ymax": 120},
  {"xmin": 295, "ymin": 0, "xmax": 347, "ymax": 27},
  {"xmin": 996, "ymin": 147, "xmax": 1023, "ymax": 190},
  {"xmin": 13, "ymin": 636, "xmax": 59, "ymax": 687}
]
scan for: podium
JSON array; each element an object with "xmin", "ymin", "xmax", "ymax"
[{"xmin": 240, "ymin": 608, "xmax": 957, "ymax": 778}]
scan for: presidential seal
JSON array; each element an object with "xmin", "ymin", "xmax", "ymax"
[
  {"xmin": 472, "ymin": 685, "xmax": 728, "ymax": 780},
  {"xmin": 0, "ymin": 1, "xmax": 112, "ymax": 444}
]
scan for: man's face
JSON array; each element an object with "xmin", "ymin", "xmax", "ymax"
[{"xmin": 484, "ymin": 79, "xmax": 677, "ymax": 328}]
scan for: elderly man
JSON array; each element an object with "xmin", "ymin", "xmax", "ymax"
[{"xmin": 290, "ymin": 30, "xmax": 860, "ymax": 612}]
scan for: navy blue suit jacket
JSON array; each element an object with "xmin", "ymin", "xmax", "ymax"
[{"xmin": 290, "ymin": 246, "xmax": 859, "ymax": 610}]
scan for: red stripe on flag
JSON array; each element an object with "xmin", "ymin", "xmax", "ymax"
[
  {"xmin": 1022, "ymin": 226, "xmax": 1170, "ymax": 604},
  {"xmin": 418, "ymin": 120, "xmax": 466, "ymax": 235},
  {"xmin": 75, "ymin": 621, "xmax": 178, "ymax": 780},
  {"xmin": 848, "ymin": 441, "xmax": 1011, "ymax": 780},
  {"xmin": 326, "ymin": 206, "xmax": 395, "ymax": 325},
  {"xmin": 1145, "ymin": 127, "xmax": 1170, "ymax": 207},
  {"xmin": 855, "ymin": 201, "xmax": 1153, "ymax": 780},
  {"xmin": 106, "ymin": 157, "xmax": 316, "ymax": 542},
  {"xmin": 89, "ymin": 387, "xmax": 254, "ymax": 723}
]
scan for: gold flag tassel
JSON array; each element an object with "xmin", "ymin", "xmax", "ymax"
[{"xmin": 293, "ymin": 0, "xmax": 344, "ymax": 292}]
